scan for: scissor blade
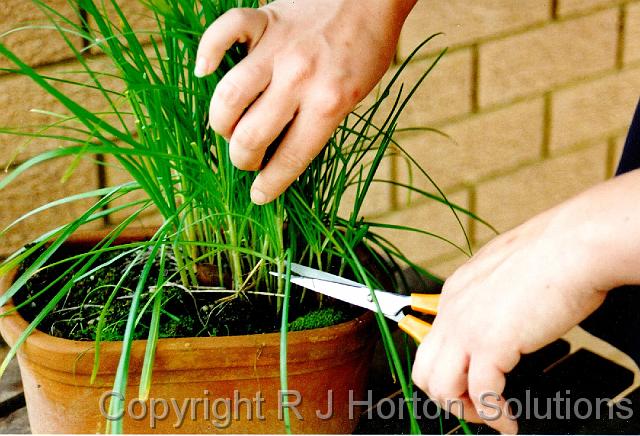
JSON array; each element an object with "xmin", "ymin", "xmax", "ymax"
[
  {"xmin": 287, "ymin": 276, "xmax": 408, "ymax": 322},
  {"xmin": 287, "ymin": 262, "xmax": 364, "ymax": 287}
]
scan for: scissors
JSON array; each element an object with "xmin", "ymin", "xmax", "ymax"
[{"xmin": 272, "ymin": 263, "xmax": 441, "ymax": 343}]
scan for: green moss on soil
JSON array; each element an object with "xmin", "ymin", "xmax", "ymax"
[{"xmin": 288, "ymin": 307, "xmax": 349, "ymax": 331}]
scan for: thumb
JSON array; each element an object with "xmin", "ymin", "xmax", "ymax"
[{"xmin": 195, "ymin": 8, "xmax": 268, "ymax": 77}]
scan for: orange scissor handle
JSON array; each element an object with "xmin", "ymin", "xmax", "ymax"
[
  {"xmin": 398, "ymin": 314, "xmax": 432, "ymax": 343},
  {"xmin": 410, "ymin": 293, "xmax": 440, "ymax": 315}
]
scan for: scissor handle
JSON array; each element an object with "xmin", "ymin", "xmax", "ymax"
[
  {"xmin": 410, "ymin": 293, "xmax": 440, "ymax": 315},
  {"xmin": 398, "ymin": 314, "xmax": 432, "ymax": 343}
]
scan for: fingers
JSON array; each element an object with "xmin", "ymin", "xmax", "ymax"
[
  {"xmin": 412, "ymin": 337, "xmax": 482, "ymax": 423},
  {"xmin": 428, "ymin": 350, "xmax": 479, "ymax": 421},
  {"xmin": 225, "ymin": 67, "xmax": 298, "ymax": 170},
  {"xmin": 195, "ymin": 8, "xmax": 268, "ymax": 78},
  {"xmin": 468, "ymin": 357, "xmax": 518, "ymax": 434},
  {"xmin": 198, "ymin": 9, "xmax": 272, "ymax": 139},
  {"xmin": 208, "ymin": 54, "xmax": 272, "ymax": 139},
  {"xmin": 249, "ymin": 103, "xmax": 342, "ymax": 204}
]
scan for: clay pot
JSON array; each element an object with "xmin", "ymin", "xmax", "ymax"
[{"xmin": 0, "ymin": 231, "xmax": 377, "ymax": 433}]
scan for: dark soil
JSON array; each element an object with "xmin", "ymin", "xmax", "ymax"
[{"xmin": 13, "ymin": 244, "xmax": 362, "ymax": 342}]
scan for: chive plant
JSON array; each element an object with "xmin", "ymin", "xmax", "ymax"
[{"xmin": 0, "ymin": 0, "xmax": 496, "ymax": 433}]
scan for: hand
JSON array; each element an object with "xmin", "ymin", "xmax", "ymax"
[
  {"xmin": 195, "ymin": 0, "xmax": 416, "ymax": 204},
  {"xmin": 412, "ymin": 170, "xmax": 640, "ymax": 434}
]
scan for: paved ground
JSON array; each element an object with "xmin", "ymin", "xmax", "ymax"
[
  {"xmin": 0, "ymin": 343, "xmax": 29, "ymax": 434},
  {"xmin": 0, "ymin": 408, "xmax": 29, "ymax": 435}
]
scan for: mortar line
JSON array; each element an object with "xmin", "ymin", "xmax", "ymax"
[
  {"xmin": 389, "ymin": 152, "xmax": 399, "ymax": 211},
  {"xmin": 0, "ymin": 5, "xmax": 87, "ymax": 79},
  {"xmin": 399, "ymin": 4, "xmax": 618, "ymax": 63},
  {"xmin": 616, "ymin": 5, "xmax": 627, "ymax": 70},
  {"xmin": 542, "ymin": 92, "xmax": 552, "ymax": 158},
  {"xmin": 372, "ymin": 135, "xmax": 619, "ymax": 222},
  {"xmin": 470, "ymin": 44, "xmax": 480, "ymax": 113},
  {"xmin": 427, "ymin": 62, "xmax": 640, "ymax": 131},
  {"xmin": 551, "ymin": 0, "xmax": 559, "ymax": 20},
  {"xmin": 79, "ymin": 7, "xmax": 90, "ymax": 46},
  {"xmin": 467, "ymin": 186, "xmax": 478, "ymax": 250}
]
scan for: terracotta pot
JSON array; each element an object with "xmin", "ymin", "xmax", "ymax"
[{"xmin": 0, "ymin": 231, "xmax": 377, "ymax": 433}]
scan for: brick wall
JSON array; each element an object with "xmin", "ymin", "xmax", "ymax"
[
  {"xmin": 374, "ymin": 0, "xmax": 640, "ymax": 277},
  {"xmin": 1, "ymin": 1, "xmax": 639, "ymax": 281},
  {"xmin": 0, "ymin": 1, "xmax": 154, "ymax": 255}
]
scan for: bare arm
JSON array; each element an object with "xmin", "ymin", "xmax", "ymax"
[
  {"xmin": 412, "ymin": 169, "xmax": 640, "ymax": 433},
  {"xmin": 196, "ymin": 0, "xmax": 417, "ymax": 204}
]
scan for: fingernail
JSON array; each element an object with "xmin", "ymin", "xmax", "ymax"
[
  {"xmin": 194, "ymin": 57, "xmax": 210, "ymax": 78},
  {"xmin": 251, "ymin": 187, "xmax": 268, "ymax": 205}
]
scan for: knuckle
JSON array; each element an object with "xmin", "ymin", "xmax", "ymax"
[
  {"xmin": 280, "ymin": 52, "xmax": 313, "ymax": 85},
  {"xmin": 231, "ymin": 124, "xmax": 263, "ymax": 151},
  {"xmin": 428, "ymin": 383, "xmax": 456, "ymax": 402},
  {"xmin": 278, "ymin": 149, "xmax": 309, "ymax": 172},
  {"xmin": 214, "ymin": 79, "xmax": 244, "ymax": 107},
  {"xmin": 229, "ymin": 146, "xmax": 259, "ymax": 171},
  {"xmin": 224, "ymin": 8, "xmax": 252, "ymax": 27},
  {"xmin": 209, "ymin": 104, "xmax": 231, "ymax": 138},
  {"xmin": 229, "ymin": 125, "xmax": 265, "ymax": 170},
  {"xmin": 243, "ymin": 61, "xmax": 267, "ymax": 79},
  {"xmin": 314, "ymin": 84, "xmax": 350, "ymax": 118}
]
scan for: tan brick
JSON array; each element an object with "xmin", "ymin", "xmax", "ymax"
[
  {"xmin": 102, "ymin": 154, "xmax": 162, "ymax": 228},
  {"xmin": 549, "ymin": 66, "xmax": 640, "ymax": 151},
  {"xmin": 0, "ymin": 157, "xmax": 101, "ymax": 256},
  {"xmin": 397, "ymin": 49, "xmax": 473, "ymax": 126},
  {"xmin": 479, "ymin": 10, "xmax": 618, "ymax": 108},
  {"xmin": 373, "ymin": 191, "xmax": 471, "ymax": 266},
  {"xmin": 626, "ymin": 2, "xmax": 640, "ymax": 65},
  {"xmin": 109, "ymin": 0, "xmax": 158, "ymax": 31},
  {"xmin": 395, "ymin": 98, "xmax": 544, "ymax": 192},
  {"xmin": 337, "ymin": 154, "xmax": 394, "ymax": 218},
  {"xmin": 360, "ymin": 48, "xmax": 472, "ymax": 128},
  {"xmin": 87, "ymin": 0, "xmax": 159, "ymax": 54},
  {"xmin": 0, "ymin": 57, "xmax": 128, "ymax": 167},
  {"xmin": 0, "ymin": 0, "xmax": 82, "ymax": 71},
  {"xmin": 557, "ymin": 0, "xmax": 626, "ymax": 16},
  {"xmin": 398, "ymin": 0, "xmax": 551, "ymax": 60},
  {"xmin": 476, "ymin": 143, "xmax": 608, "ymax": 241}
]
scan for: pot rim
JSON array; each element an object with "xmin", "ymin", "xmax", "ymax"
[
  {"xmin": 0, "ymin": 269, "xmax": 372, "ymax": 349},
  {"xmin": 0, "ymin": 230, "xmax": 378, "ymax": 375}
]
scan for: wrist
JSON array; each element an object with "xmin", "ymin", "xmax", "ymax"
[
  {"xmin": 368, "ymin": 0, "xmax": 416, "ymax": 29},
  {"xmin": 388, "ymin": 0, "xmax": 417, "ymax": 26},
  {"xmin": 389, "ymin": 0, "xmax": 418, "ymax": 17},
  {"xmin": 559, "ymin": 170, "xmax": 640, "ymax": 291}
]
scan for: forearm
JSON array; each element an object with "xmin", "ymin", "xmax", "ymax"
[
  {"xmin": 553, "ymin": 168, "xmax": 640, "ymax": 290},
  {"xmin": 352, "ymin": 0, "xmax": 417, "ymax": 56}
]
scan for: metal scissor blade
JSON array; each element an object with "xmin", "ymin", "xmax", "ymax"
[
  {"xmin": 285, "ymin": 275, "xmax": 409, "ymax": 322},
  {"xmin": 287, "ymin": 262, "xmax": 365, "ymax": 287}
]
